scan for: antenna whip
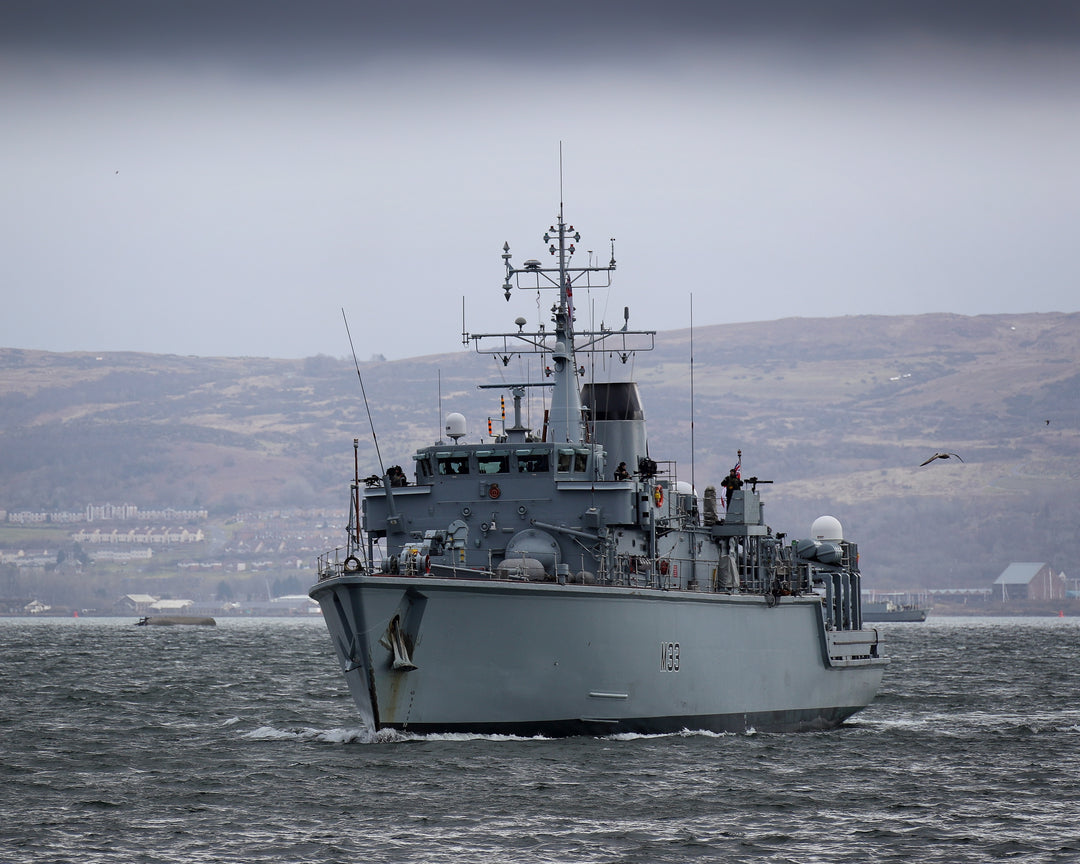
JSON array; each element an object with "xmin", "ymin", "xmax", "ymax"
[
  {"xmin": 690, "ymin": 292, "xmax": 695, "ymax": 497},
  {"xmin": 342, "ymin": 308, "xmax": 387, "ymax": 476}
]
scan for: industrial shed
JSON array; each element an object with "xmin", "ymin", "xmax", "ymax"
[{"xmin": 993, "ymin": 562, "xmax": 1065, "ymax": 601}]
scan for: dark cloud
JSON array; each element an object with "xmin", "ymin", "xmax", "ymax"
[{"xmin": 4, "ymin": 1, "xmax": 1079, "ymax": 67}]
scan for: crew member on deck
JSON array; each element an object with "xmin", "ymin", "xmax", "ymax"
[
  {"xmin": 614, "ymin": 462, "xmax": 630, "ymax": 480},
  {"xmin": 721, "ymin": 469, "xmax": 742, "ymax": 506}
]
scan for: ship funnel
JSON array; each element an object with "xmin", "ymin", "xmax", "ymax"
[{"xmin": 581, "ymin": 382, "xmax": 647, "ymax": 476}]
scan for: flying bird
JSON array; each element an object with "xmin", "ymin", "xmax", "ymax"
[{"xmin": 919, "ymin": 452, "xmax": 963, "ymax": 467}]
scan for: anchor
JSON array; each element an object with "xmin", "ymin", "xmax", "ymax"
[{"xmin": 387, "ymin": 615, "xmax": 417, "ymax": 670}]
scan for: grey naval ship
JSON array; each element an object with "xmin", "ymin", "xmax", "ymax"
[{"xmin": 310, "ymin": 205, "xmax": 888, "ymax": 736}]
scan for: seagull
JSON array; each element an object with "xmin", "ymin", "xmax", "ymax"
[{"xmin": 920, "ymin": 452, "xmax": 964, "ymax": 467}]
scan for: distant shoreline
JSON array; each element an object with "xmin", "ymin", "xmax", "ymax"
[{"xmin": 909, "ymin": 598, "xmax": 1080, "ymax": 618}]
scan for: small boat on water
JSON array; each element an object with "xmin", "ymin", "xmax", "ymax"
[
  {"xmin": 861, "ymin": 594, "xmax": 929, "ymax": 623},
  {"xmin": 310, "ymin": 200, "xmax": 888, "ymax": 736},
  {"xmin": 135, "ymin": 616, "xmax": 216, "ymax": 627}
]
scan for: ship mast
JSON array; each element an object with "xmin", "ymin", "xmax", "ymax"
[
  {"xmin": 466, "ymin": 207, "xmax": 653, "ymax": 444},
  {"xmin": 546, "ymin": 202, "xmax": 583, "ymax": 443}
]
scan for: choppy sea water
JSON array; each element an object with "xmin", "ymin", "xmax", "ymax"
[{"xmin": 2, "ymin": 616, "xmax": 1079, "ymax": 864}]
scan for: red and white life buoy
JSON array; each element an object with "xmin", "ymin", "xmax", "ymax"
[{"xmin": 653, "ymin": 486, "xmax": 664, "ymax": 508}]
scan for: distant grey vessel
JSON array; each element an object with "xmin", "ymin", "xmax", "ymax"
[
  {"xmin": 310, "ymin": 204, "xmax": 888, "ymax": 735},
  {"xmin": 862, "ymin": 595, "xmax": 929, "ymax": 623}
]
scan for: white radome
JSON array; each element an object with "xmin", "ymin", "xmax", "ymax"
[
  {"xmin": 445, "ymin": 413, "xmax": 467, "ymax": 441},
  {"xmin": 811, "ymin": 515, "xmax": 844, "ymax": 541}
]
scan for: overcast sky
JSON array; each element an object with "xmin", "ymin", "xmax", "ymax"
[{"xmin": 3, "ymin": 2, "xmax": 1079, "ymax": 360}]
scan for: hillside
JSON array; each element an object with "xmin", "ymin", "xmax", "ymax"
[{"xmin": 2, "ymin": 311, "xmax": 1079, "ymax": 592}]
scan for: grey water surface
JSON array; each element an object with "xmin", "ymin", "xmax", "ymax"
[{"xmin": 2, "ymin": 616, "xmax": 1078, "ymax": 863}]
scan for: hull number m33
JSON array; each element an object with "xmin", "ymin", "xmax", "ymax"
[{"xmin": 661, "ymin": 642, "xmax": 681, "ymax": 671}]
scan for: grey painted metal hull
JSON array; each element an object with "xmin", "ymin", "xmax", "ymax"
[{"xmin": 311, "ymin": 573, "xmax": 887, "ymax": 735}]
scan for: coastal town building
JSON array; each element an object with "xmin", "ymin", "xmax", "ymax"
[
  {"xmin": 4, "ymin": 504, "xmax": 208, "ymax": 525},
  {"xmin": 71, "ymin": 526, "xmax": 205, "ymax": 545},
  {"xmin": 149, "ymin": 598, "xmax": 195, "ymax": 613},
  {"xmin": 993, "ymin": 562, "xmax": 1065, "ymax": 602},
  {"xmin": 116, "ymin": 594, "xmax": 157, "ymax": 614}
]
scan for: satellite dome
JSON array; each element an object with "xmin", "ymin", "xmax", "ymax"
[
  {"xmin": 811, "ymin": 515, "xmax": 843, "ymax": 541},
  {"xmin": 445, "ymin": 412, "xmax": 466, "ymax": 441}
]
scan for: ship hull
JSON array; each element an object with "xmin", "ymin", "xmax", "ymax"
[{"xmin": 311, "ymin": 574, "xmax": 887, "ymax": 735}]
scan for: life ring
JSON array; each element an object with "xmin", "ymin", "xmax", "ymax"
[
  {"xmin": 343, "ymin": 555, "xmax": 362, "ymax": 573},
  {"xmin": 488, "ymin": 484, "xmax": 501, "ymax": 500},
  {"xmin": 659, "ymin": 559, "xmax": 669, "ymax": 576},
  {"xmin": 424, "ymin": 554, "xmax": 431, "ymax": 574},
  {"xmin": 653, "ymin": 486, "xmax": 664, "ymax": 508}
]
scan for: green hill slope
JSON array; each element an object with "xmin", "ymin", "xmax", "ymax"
[{"xmin": 2, "ymin": 310, "xmax": 1078, "ymax": 591}]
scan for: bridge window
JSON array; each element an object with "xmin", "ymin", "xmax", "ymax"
[
  {"xmin": 476, "ymin": 451, "xmax": 510, "ymax": 474},
  {"xmin": 436, "ymin": 452, "xmax": 470, "ymax": 476},
  {"xmin": 557, "ymin": 449, "xmax": 574, "ymax": 472},
  {"xmin": 557, "ymin": 448, "xmax": 590, "ymax": 474},
  {"xmin": 414, "ymin": 454, "xmax": 433, "ymax": 478},
  {"xmin": 516, "ymin": 449, "xmax": 550, "ymax": 473}
]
